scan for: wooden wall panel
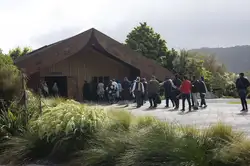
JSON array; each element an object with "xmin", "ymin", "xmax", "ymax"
[{"xmin": 40, "ymin": 48, "xmax": 132, "ymax": 100}]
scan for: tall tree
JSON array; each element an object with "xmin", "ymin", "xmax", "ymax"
[
  {"xmin": 161, "ymin": 48, "xmax": 178, "ymax": 71},
  {"xmin": 125, "ymin": 22, "xmax": 168, "ymax": 60},
  {"xmin": 8, "ymin": 46, "xmax": 32, "ymax": 61}
]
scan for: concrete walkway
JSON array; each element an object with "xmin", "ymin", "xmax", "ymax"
[{"xmin": 108, "ymin": 99, "xmax": 250, "ymax": 135}]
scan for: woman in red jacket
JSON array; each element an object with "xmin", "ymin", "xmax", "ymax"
[{"xmin": 179, "ymin": 76, "xmax": 192, "ymax": 112}]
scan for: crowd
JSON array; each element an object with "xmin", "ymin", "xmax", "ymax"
[
  {"xmin": 90, "ymin": 74, "xmax": 209, "ymax": 112},
  {"xmin": 40, "ymin": 72, "xmax": 250, "ymax": 112}
]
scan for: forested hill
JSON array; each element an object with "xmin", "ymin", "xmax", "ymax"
[{"xmin": 190, "ymin": 45, "xmax": 250, "ymax": 73}]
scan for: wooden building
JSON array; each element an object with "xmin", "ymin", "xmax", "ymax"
[{"xmin": 15, "ymin": 28, "xmax": 173, "ymax": 101}]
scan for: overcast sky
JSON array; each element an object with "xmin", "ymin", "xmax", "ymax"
[{"xmin": 0, "ymin": 0, "xmax": 249, "ymax": 53}]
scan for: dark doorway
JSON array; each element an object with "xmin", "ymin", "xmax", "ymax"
[
  {"xmin": 129, "ymin": 68, "xmax": 140, "ymax": 81},
  {"xmin": 45, "ymin": 76, "xmax": 68, "ymax": 98},
  {"xmin": 103, "ymin": 76, "xmax": 110, "ymax": 87}
]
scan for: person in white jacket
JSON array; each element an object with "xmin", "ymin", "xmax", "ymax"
[{"xmin": 132, "ymin": 77, "xmax": 145, "ymax": 108}]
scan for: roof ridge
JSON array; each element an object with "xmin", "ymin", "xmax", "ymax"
[{"xmin": 15, "ymin": 28, "xmax": 95, "ymax": 63}]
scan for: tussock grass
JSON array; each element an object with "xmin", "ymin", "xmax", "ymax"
[{"xmin": 1, "ymin": 96, "xmax": 250, "ymax": 165}]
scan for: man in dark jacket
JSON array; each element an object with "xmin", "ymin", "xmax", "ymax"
[
  {"xmin": 199, "ymin": 76, "xmax": 207, "ymax": 108},
  {"xmin": 148, "ymin": 76, "xmax": 160, "ymax": 108},
  {"xmin": 172, "ymin": 74, "xmax": 182, "ymax": 109},
  {"xmin": 236, "ymin": 73, "xmax": 250, "ymax": 111},
  {"xmin": 191, "ymin": 76, "xmax": 200, "ymax": 110},
  {"xmin": 122, "ymin": 77, "xmax": 131, "ymax": 106},
  {"xmin": 161, "ymin": 77, "xmax": 175, "ymax": 108},
  {"xmin": 141, "ymin": 78, "xmax": 148, "ymax": 105}
]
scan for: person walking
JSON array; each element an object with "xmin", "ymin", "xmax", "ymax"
[
  {"xmin": 191, "ymin": 76, "xmax": 200, "ymax": 110},
  {"xmin": 173, "ymin": 74, "xmax": 182, "ymax": 110},
  {"xmin": 52, "ymin": 82, "xmax": 59, "ymax": 97},
  {"xmin": 199, "ymin": 76, "xmax": 208, "ymax": 108},
  {"xmin": 180, "ymin": 76, "xmax": 192, "ymax": 112},
  {"xmin": 141, "ymin": 78, "xmax": 148, "ymax": 104},
  {"xmin": 148, "ymin": 76, "xmax": 160, "ymax": 108},
  {"xmin": 132, "ymin": 77, "xmax": 145, "ymax": 108},
  {"xmin": 236, "ymin": 73, "xmax": 250, "ymax": 112},
  {"xmin": 161, "ymin": 77, "xmax": 175, "ymax": 108},
  {"xmin": 122, "ymin": 77, "xmax": 131, "ymax": 106},
  {"xmin": 97, "ymin": 80, "xmax": 105, "ymax": 102},
  {"xmin": 117, "ymin": 80, "xmax": 122, "ymax": 101},
  {"xmin": 41, "ymin": 81, "xmax": 49, "ymax": 97}
]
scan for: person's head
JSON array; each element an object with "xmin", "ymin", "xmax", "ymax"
[
  {"xmin": 151, "ymin": 75, "xmax": 156, "ymax": 80},
  {"xmin": 136, "ymin": 77, "xmax": 140, "ymax": 82},
  {"xmin": 192, "ymin": 76, "xmax": 196, "ymax": 80},
  {"xmin": 141, "ymin": 78, "xmax": 146, "ymax": 82},
  {"xmin": 175, "ymin": 74, "xmax": 179, "ymax": 79},
  {"xmin": 200, "ymin": 76, "xmax": 204, "ymax": 81},
  {"xmin": 239, "ymin": 73, "xmax": 244, "ymax": 78},
  {"xmin": 124, "ymin": 77, "xmax": 128, "ymax": 81},
  {"xmin": 183, "ymin": 76, "xmax": 188, "ymax": 80},
  {"xmin": 165, "ymin": 76, "xmax": 169, "ymax": 80},
  {"xmin": 99, "ymin": 80, "xmax": 103, "ymax": 83}
]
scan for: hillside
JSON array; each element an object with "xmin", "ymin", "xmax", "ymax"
[{"xmin": 190, "ymin": 45, "xmax": 250, "ymax": 73}]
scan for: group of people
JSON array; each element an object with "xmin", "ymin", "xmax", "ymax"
[
  {"xmin": 41, "ymin": 72, "xmax": 250, "ymax": 113},
  {"xmin": 41, "ymin": 81, "xmax": 59, "ymax": 97},
  {"xmin": 92, "ymin": 74, "xmax": 208, "ymax": 112},
  {"xmin": 130, "ymin": 75, "xmax": 208, "ymax": 111}
]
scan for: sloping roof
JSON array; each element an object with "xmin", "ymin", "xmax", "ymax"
[{"xmin": 15, "ymin": 28, "xmax": 173, "ymax": 80}]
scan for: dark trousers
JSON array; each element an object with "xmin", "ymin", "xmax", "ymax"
[
  {"xmin": 135, "ymin": 91, "xmax": 143, "ymax": 107},
  {"xmin": 149, "ymin": 93, "xmax": 157, "ymax": 107},
  {"xmin": 239, "ymin": 89, "xmax": 248, "ymax": 110},
  {"xmin": 182, "ymin": 93, "xmax": 191, "ymax": 110},
  {"xmin": 191, "ymin": 94, "xmax": 194, "ymax": 106},
  {"xmin": 200, "ymin": 93, "xmax": 206, "ymax": 106},
  {"xmin": 165, "ymin": 94, "xmax": 175, "ymax": 107},
  {"xmin": 173, "ymin": 91, "xmax": 180, "ymax": 109},
  {"xmin": 142, "ymin": 92, "xmax": 148, "ymax": 104}
]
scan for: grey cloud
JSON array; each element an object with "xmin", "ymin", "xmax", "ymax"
[{"xmin": 30, "ymin": 0, "xmax": 250, "ymax": 50}]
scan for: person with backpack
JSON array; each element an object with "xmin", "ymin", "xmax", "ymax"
[{"xmin": 236, "ymin": 73, "xmax": 250, "ymax": 112}]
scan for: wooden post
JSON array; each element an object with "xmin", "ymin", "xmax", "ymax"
[
  {"xmin": 38, "ymin": 68, "xmax": 42, "ymax": 114},
  {"xmin": 21, "ymin": 70, "xmax": 28, "ymax": 123}
]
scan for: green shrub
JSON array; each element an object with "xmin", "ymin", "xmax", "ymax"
[
  {"xmin": 0, "ymin": 54, "xmax": 22, "ymax": 107},
  {"xmin": 2, "ymin": 97, "xmax": 250, "ymax": 166}
]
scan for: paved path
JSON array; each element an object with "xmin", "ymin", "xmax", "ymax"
[{"xmin": 107, "ymin": 99, "xmax": 250, "ymax": 135}]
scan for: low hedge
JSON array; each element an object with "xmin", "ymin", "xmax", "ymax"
[{"xmin": 1, "ymin": 97, "xmax": 250, "ymax": 166}]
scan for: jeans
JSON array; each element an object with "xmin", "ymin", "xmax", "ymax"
[
  {"xmin": 182, "ymin": 93, "xmax": 191, "ymax": 110},
  {"xmin": 239, "ymin": 89, "xmax": 248, "ymax": 110}
]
